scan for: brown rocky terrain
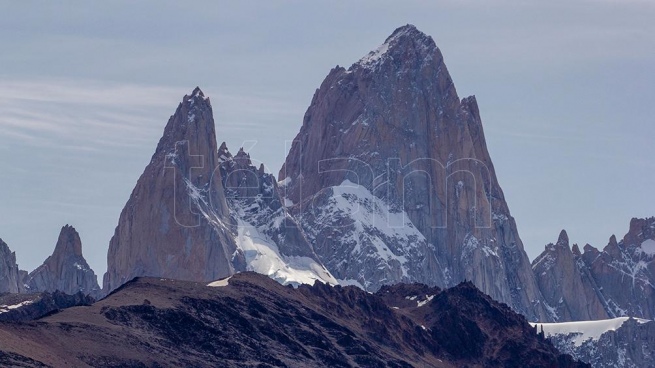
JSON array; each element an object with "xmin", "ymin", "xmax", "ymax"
[{"xmin": 0, "ymin": 272, "xmax": 587, "ymax": 367}]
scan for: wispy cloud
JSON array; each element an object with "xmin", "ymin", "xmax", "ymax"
[{"xmin": 0, "ymin": 79, "xmax": 305, "ymax": 153}]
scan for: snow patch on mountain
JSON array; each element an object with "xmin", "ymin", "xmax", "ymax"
[
  {"xmin": 531, "ymin": 317, "xmax": 650, "ymax": 347},
  {"xmin": 0, "ymin": 300, "xmax": 34, "ymax": 314},
  {"xmin": 207, "ymin": 277, "xmax": 231, "ymax": 287},
  {"xmin": 318, "ymin": 180, "xmax": 425, "ymax": 274},
  {"xmin": 417, "ymin": 295, "xmax": 435, "ymax": 307},
  {"xmin": 639, "ymin": 239, "xmax": 655, "ymax": 256},
  {"xmin": 234, "ymin": 218, "xmax": 336, "ymax": 287}
]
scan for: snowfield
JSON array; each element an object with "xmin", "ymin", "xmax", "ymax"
[{"xmin": 531, "ymin": 317, "xmax": 651, "ymax": 346}]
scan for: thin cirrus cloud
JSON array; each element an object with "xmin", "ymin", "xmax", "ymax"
[{"xmin": 0, "ymin": 79, "xmax": 305, "ymax": 154}]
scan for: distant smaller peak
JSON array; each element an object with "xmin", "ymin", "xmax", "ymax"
[
  {"xmin": 583, "ymin": 243, "xmax": 598, "ymax": 254},
  {"xmin": 608, "ymin": 234, "xmax": 618, "ymax": 247},
  {"xmin": 218, "ymin": 142, "xmax": 233, "ymax": 163},
  {"xmin": 572, "ymin": 243, "xmax": 581, "ymax": 256},
  {"xmin": 236, "ymin": 147, "xmax": 248, "ymax": 157}
]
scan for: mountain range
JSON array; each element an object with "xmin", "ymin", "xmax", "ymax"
[{"xmin": 0, "ymin": 24, "xmax": 651, "ymax": 367}]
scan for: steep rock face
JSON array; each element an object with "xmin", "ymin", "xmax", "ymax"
[
  {"xmin": 0, "ymin": 239, "xmax": 25, "ymax": 293},
  {"xmin": 533, "ymin": 217, "xmax": 655, "ymax": 321},
  {"xmin": 25, "ymin": 225, "xmax": 100, "ymax": 298},
  {"xmin": 217, "ymin": 143, "xmax": 337, "ymax": 285},
  {"xmin": 103, "ymin": 88, "xmax": 243, "ymax": 293},
  {"xmin": 532, "ymin": 230, "xmax": 609, "ymax": 321},
  {"xmin": 279, "ymin": 25, "xmax": 547, "ymax": 320}
]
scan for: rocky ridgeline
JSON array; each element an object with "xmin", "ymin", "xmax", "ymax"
[
  {"xmin": 0, "ymin": 272, "xmax": 589, "ymax": 367},
  {"xmin": 533, "ymin": 217, "xmax": 655, "ymax": 322}
]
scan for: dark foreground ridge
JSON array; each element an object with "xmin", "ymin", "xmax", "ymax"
[{"xmin": 0, "ymin": 272, "xmax": 587, "ymax": 367}]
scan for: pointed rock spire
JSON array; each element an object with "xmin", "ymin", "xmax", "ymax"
[
  {"xmin": 557, "ymin": 230, "xmax": 569, "ymax": 247},
  {"xmin": 26, "ymin": 225, "xmax": 100, "ymax": 298},
  {"xmin": 532, "ymin": 230, "xmax": 609, "ymax": 321},
  {"xmin": 54, "ymin": 224, "xmax": 83, "ymax": 257},
  {"xmin": 103, "ymin": 88, "xmax": 242, "ymax": 294}
]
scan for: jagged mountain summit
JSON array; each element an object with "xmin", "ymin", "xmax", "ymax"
[
  {"xmin": 103, "ymin": 88, "xmax": 335, "ymax": 294},
  {"xmin": 533, "ymin": 217, "xmax": 655, "ymax": 322},
  {"xmin": 0, "ymin": 239, "xmax": 27, "ymax": 293},
  {"xmin": 279, "ymin": 24, "xmax": 549, "ymax": 320},
  {"xmin": 532, "ymin": 230, "xmax": 609, "ymax": 321},
  {"xmin": 25, "ymin": 225, "xmax": 101, "ymax": 298}
]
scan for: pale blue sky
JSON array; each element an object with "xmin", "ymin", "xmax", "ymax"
[{"xmin": 1, "ymin": 1, "xmax": 653, "ymax": 276}]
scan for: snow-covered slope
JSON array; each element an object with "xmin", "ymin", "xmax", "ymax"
[
  {"xmin": 531, "ymin": 317, "xmax": 650, "ymax": 347},
  {"xmin": 218, "ymin": 143, "xmax": 337, "ymax": 287},
  {"xmin": 296, "ymin": 179, "xmax": 444, "ymax": 291},
  {"xmin": 533, "ymin": 317, "xmax": 655, "ymax": 368},
  {"xmin": 232, "ymin": 218, "xmax": 336, "ymax": 286}
]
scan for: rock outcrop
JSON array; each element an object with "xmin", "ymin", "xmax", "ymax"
[
  {"xmin": 0, "ymin": 290, "xmax": 94, "ymax": 322},
  {"xmin": 103, "ymin": 88, "xmax": 243, "ymax": 293},
  {"xmin": 0, "ymin": 239, "xmax": 25, "ymax": 293},
  {"xmin": 279, "ymin": 24, "xmax": 548, "ymax": 320},
  {"xmin": 533, "ymin": 217, "xmax": 655, "ymax": 321},
  {"xmin": 532, "ymin": 230, "xmax": 609, "ymax": 321},
  {"xmin": 25, "ymin": 225, "xmax": 101, "ymax": 298}
]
